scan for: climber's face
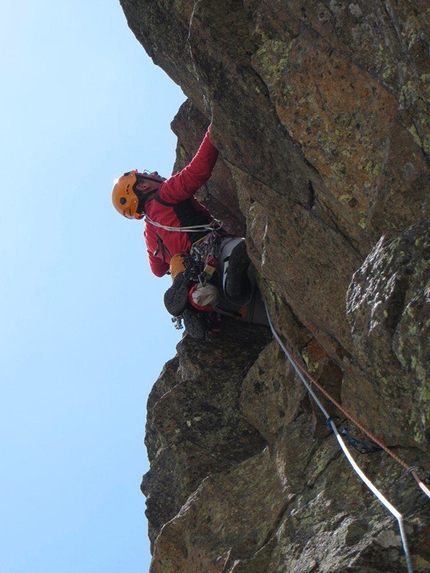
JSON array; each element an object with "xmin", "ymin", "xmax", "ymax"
[{"xmin": 135, "ymin": 172, "xmax": 166, "ymax": 194}]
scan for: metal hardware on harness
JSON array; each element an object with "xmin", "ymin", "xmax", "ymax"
[
  {"xmin": 172, "ymin": 316, "xmax": 183, "ymax": 330},
  {"xmin": 184, "ymin": 231, "xmax": 222, "ymax": 285},
  {"xmin": 183, "ymin": 253, "xmax": 204, "ymax": 282}
]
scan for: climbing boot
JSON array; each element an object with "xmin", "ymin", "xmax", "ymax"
[
  {"xmin": 164, "ymin": 272, "xmax": 192, "ymax": 316},
  {"xmin": 224, "ymin": 240, "xmax": 252, "ymax": 303},
  {"xmin": 182, "ymin": 309, "xmax": 208, "ymax": 340}
]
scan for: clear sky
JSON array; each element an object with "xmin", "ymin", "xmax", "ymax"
[{"xmin": 1, "ymin": 1, "xmax": 185, "ymax": 572}]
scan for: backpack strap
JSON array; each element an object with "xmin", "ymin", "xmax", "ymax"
[
  {"xmin": 153, "ymin": 233, "xmax": 172, "ymax": 263},
  {"xmin": 153, "ymin": 192, "xmax": 175, "ymax": 207}
]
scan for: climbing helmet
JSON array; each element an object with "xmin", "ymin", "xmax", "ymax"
[{"xmin": 112, "ymin": 170, "xmax": 143, "ymax": 220}]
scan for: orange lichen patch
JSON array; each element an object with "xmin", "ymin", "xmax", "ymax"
[{"xmin": 275, "ymin": 34, "xmax": 398, "ymax": 219}]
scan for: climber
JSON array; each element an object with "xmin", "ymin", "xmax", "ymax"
[
  {"xmin": 111, "ymin": 125, "xmax": 253, "ymax": 336},
  {"xmin": 112, "ymin": 126, "xmax": 221, "ymax": 277}
]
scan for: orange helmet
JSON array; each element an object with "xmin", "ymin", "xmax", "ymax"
[{"xmin": 112, "ymin": 170, "xmax": 144, "ymax": 220}]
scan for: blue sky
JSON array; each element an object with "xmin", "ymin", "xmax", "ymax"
[{"xmin": 1, "ymin": 1, "xmax": 185, "ymax": 571}]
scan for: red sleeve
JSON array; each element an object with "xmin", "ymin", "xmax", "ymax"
[
  {"xmin": 144, "ymin": 214, "xmax": 170, "ymax": 277},
  {"xmin": 148, "ymin": 250, "xmax": 170, "ymax": 277},
  {"xmin": 158, "ymin": 127, "xmax": 219, "ymax": 203}
]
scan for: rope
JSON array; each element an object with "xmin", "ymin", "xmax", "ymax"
[
  {"xmin": 287, "ymin": 347, "xmax": 410, "ymax": 467},
  {"xmin": 265, "ymin": 310, "xmax": 430, "ymax": 500},
  {"xmin": 409, "ymin": 467, "xmax": 430, "ymax": 499},
  {"xmin": 145, "ymin": 215, "xmax": 222, "ymax": 233},
  {"xmin": 265, "ymin": 304, "xmax": 414, "ymax": 573}
]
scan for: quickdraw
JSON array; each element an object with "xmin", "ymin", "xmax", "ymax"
[{"xmin": 329, "ymin": 417, "xmax": 382, "ymax": 455}]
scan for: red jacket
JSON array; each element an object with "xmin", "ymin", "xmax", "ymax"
[{"xmin": 143, "ymin": 128, "xmax": 219, "ymax": 276}]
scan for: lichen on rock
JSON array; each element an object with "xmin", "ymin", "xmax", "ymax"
[{"xmin": 347, "ymin": 221, "xmax": 430, "ymax": 448}]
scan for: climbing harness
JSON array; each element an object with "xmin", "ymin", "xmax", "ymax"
[
  {"xmin": 167, "ymin": 232, "xmax": 224, "ymax": 336},
  {"xmin": 146, "ymin": 209, "xmax": 224, "ymax": 285},
  {"xmin": 145, "ymin": 211, "xmax": 224, "ymax": 283},
  {"xmin": 264, "ymin": 303, "xmax": 430, "ymax": 573}
]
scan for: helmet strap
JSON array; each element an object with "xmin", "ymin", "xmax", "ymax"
[{"xmin": 136, "ymin": 189, "xmax": 157, "ymax": 215}]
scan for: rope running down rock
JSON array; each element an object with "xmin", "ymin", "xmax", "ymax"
[{"xmin": 265, "ymin": 303, "xmax": 423, "ymax": 573}]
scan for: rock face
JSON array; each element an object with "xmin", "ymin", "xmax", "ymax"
[{"xmin": 120, "ymin": 1, "xmax": 430, "ymax": 571}]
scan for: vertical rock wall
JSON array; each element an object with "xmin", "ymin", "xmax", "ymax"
[{"xmin": 120, "ymin": 1, "xmax": 430, "ymax": 571}]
